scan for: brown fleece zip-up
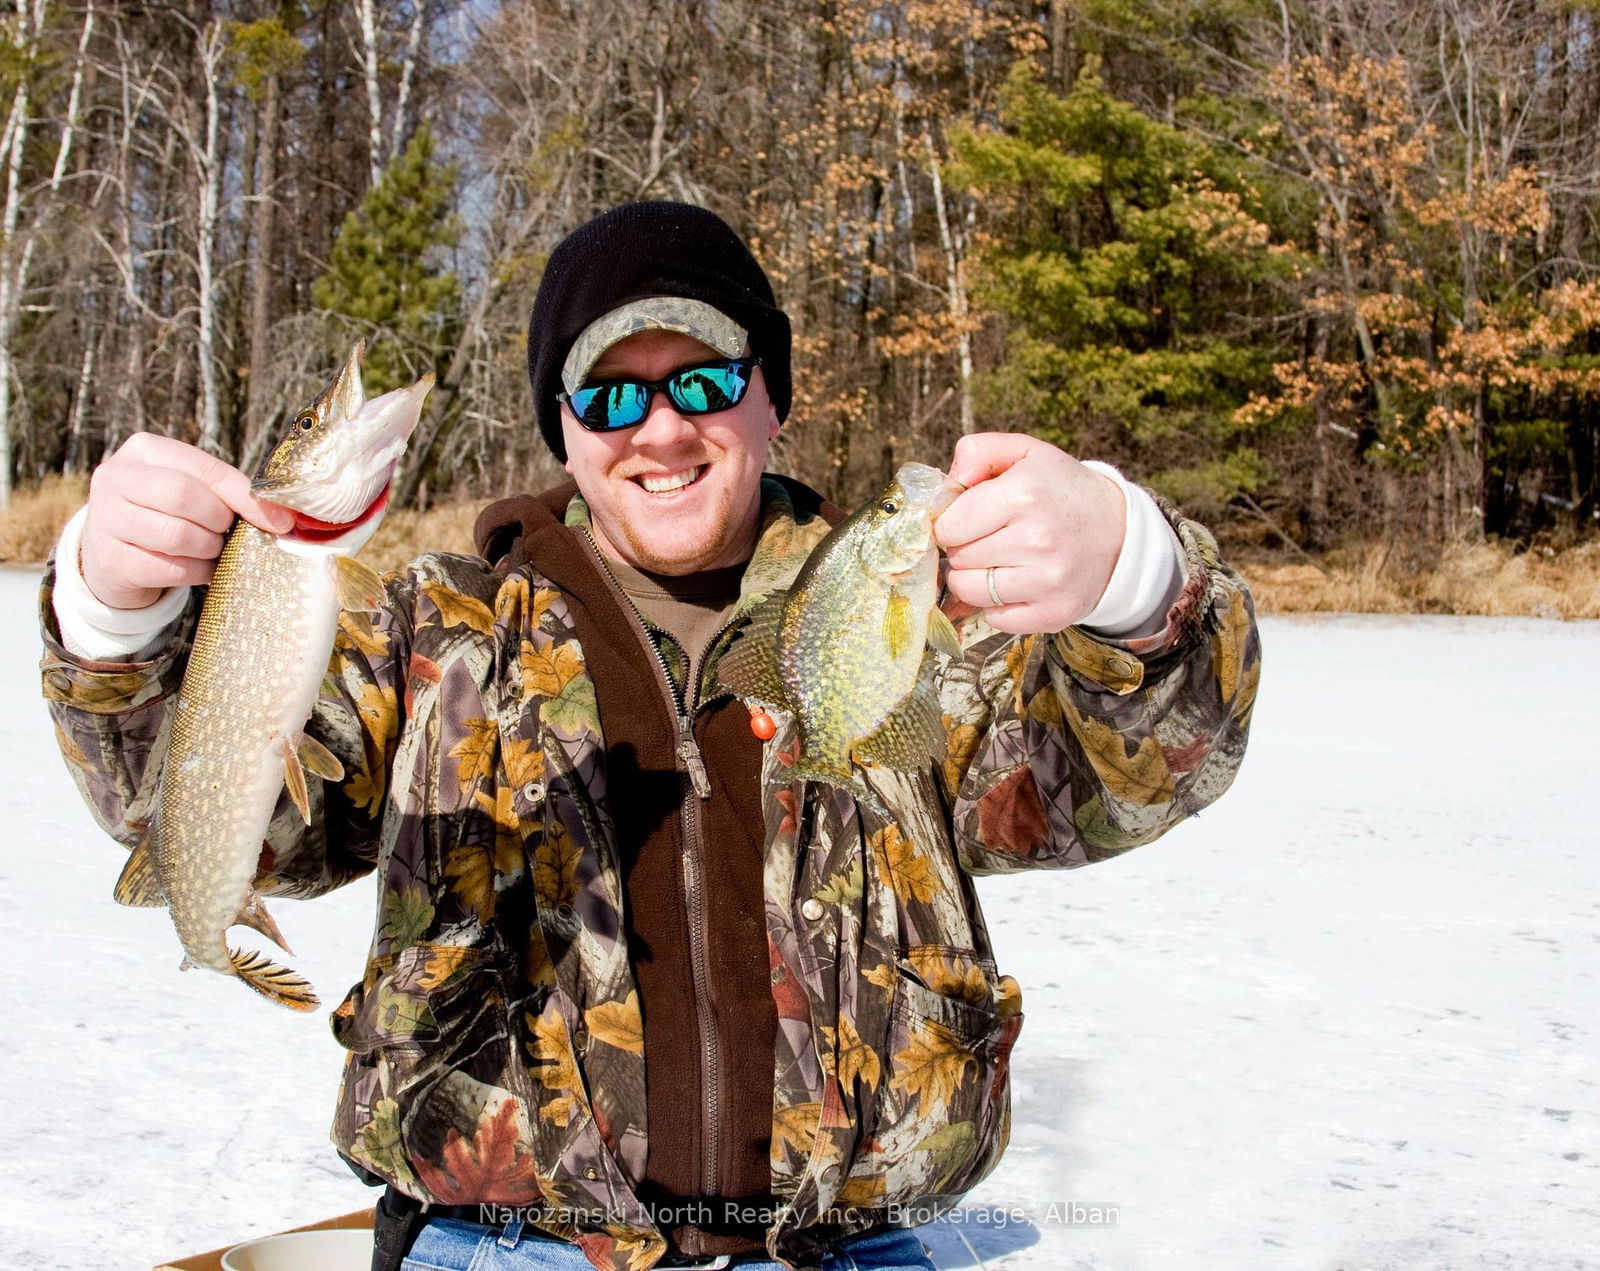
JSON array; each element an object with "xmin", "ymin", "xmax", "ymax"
[{"xmin": 474, "ymin": 479, "xmax": 842, "ymax": 1254}]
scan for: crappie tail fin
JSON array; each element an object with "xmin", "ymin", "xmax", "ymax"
[{"xmin": 228, "ymin": 947, "xmax": 320, "ymax": 1012}]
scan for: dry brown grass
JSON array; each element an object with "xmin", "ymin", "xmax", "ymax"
[
  {"xmin": 1241, "ymin": 538, "xmax": 1600, "ymax": 620},
  {"xmin": 362, "ymin": 498, "xmax": 484, "ymax": 575},
  {"xmin": 0, "ymin": 473, "xmax": 88, "ymax": 564}
]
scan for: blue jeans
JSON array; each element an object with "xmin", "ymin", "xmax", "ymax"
[{"xmin": 400, "ymin": 1216, "xmax": 937, "ymax": 1271}]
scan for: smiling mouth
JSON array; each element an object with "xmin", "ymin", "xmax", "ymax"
[{"xmin": 635, "ymin": 465, "xmax": 706, "ymax": 494}]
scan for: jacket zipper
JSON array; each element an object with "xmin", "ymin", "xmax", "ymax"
[{"xmin": 578, "ymin": 530, "xmax": 723, "ymax": 1196}]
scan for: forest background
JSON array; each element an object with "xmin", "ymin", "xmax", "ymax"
[{"xmin": 2, "ymin": 0, "xmax": 1598, "ymax": 616}]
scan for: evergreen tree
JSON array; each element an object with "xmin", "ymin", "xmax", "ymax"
[
  {"xmin": 947, "ymin": 59, "xmax": 1301, "ymax": 514},
  {"xmin": 313, "ymin": 125, "xmax": 461, "ymax": 395}
]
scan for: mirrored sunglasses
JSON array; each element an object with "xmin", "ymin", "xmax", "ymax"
[{"xmin": 559, "ymin": 357, "xmax": 762, "ymax": 432}]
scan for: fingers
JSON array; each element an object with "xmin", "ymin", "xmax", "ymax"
[
  {"xmin": 932, "ymin": 477, "xmax": 1016, "ymax": 550},
  {"xmin": 110, "ymin": 433, "xmax": 293, "ymax": 534},
  {"xmin": 934, "ymin": 434, "xmax": 1129, "ymax": 634},
  {"xmin": 935, "ymin": 433, "xmax": 1059, "ymax": 549},
  {"xmin": 946, "ymin": 431, "xmax": 1043, "ymax": 489},
  {"xmin": 79, "ymin": 433, "xmax": 293, "ymax": 609},
  {"xmin": 944, "ymin": 556, "xmax": 1064, "ymax": 613},
  {"xmin": 940, "ymin": 519, "xmax": 1047, "ymax": 571},
  {"xmin": 942, "ymin": 562, "xmax": 1053, "ymax": 634},
  {"xmin": 104, "ymin": 498, "xmax": 229, "ymax": 562},
  {"xmin": 92, "ymin": 537, "xmax": 227, "ymax": 594}
]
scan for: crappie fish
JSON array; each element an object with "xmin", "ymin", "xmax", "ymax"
[
  {"xmin": 113, "ymin": 344, "xmax": 433, "ymax": 1010},
  {"xmin": 719, "ymin": 462, "xmax": 964, "ymax": 809}
]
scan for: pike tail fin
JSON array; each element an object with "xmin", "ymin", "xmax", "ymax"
[{"xmin": 227, "ymin": 946, "xmax": 319, "ymax": 1012}]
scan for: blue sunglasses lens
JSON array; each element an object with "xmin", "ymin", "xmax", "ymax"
[
  {"xmin": 568, "ymin": 359, "xmax": 757, "ymax": 431},
  {"xmin": 569, "ymin": 382, "xmax": 650, "ymax": 430},
  {"xmin": 667, "ymin": 363, "xmax": 750, "ymax": 414}
]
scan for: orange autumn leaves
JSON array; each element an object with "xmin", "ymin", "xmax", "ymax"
[
  {"xmin": 415, "ymin": 1099, "xmax": 541, "ymax": 1206},
  {"xmin": 868, "ymin": 822, "xmax": 940, "ymax": 906},
  {"xmin": 424, "ymin": 577, "xmax": 590, "ymax": 921},
  {"xmin": 522, "ymin": 630, "xmax": 598, "ymax": 741},
  {"xmin": 526, "ymin": 992, "xmax": 643, "ymax": 1131}
]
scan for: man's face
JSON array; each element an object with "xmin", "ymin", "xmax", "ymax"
[{"xmin": 561, "ymin": 328, "xmax": 780, "ymax": 575}]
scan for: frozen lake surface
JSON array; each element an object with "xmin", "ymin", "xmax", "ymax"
[{"xmin": 3, "ymin": 565, "xmax": 1595, "ymax": 1270}]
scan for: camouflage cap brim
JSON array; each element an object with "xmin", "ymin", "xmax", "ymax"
[{"xmin": 561, "ymin": 297, "xmax": 749, "ymax": 395}]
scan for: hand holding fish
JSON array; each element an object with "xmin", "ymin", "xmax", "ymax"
[
  {"xmin": 935, "ymin": 432, "xmax": 1126, "ymax": 634},
  {"xmin": 81, "ymin": 432, "xmax": 295, "ymax": 610}
]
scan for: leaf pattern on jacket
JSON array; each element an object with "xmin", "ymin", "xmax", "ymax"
[
  {"xmin": 889, "ymin": 1017, "xmax": 977, "ymax": 1113},
  {"xmin": 414, "ymin": 1096, "xmax": 541, "ymax": 1205},
  {"xmin": 585, "ymin": 991, "xmax": 644, "ymax": 1056},
  {"xmin": 869, "ymin": 823, "xmax": 939, "ymax": 905}
]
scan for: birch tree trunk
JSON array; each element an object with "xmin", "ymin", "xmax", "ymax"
[
  {"xmin": 924, "ymin": 129, "xmax": 974, "ymax": 436},
  {"xmin": 192, "ymin": 23, "xmax": 226, "ymax": 456},
  {"xmin": 0, "ymin": 71, "xmax": 29, "ymax": 509},
  {"xmin": 390, "ymin": 0, "xmax": 425, "ymax": 158},
  {"xmin": 0, "ymin": 0, "xmax": 42, "ymax": 507},
  {"xmin": 360, "ymin": 0, "xmax": 385, "ymax": 186},
  {"xmin": 245, "ymin": 70, "xmax": 280, "ymax": 446}
]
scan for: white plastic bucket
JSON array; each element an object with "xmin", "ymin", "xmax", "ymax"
[{"xmin": 219, "ymin": 1227, "xmax": 373, "ymax": 1271}]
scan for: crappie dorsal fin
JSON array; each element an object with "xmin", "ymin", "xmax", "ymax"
[
  {"xmin": 927, "ymin": 606, "xmax": 962, "ymax": 659},
  {"xmin": 717, "ymin": 592, "xmax": 792, "ymax": 711},
  {"xmin": 333, "ymin": 554, "xmax": 385, "ymax": 612},
  {"xmin": 852, "ymin": 668, "xmax": 945, "ymax": 772},
  {"xmin": 113, "ymin": 836, "xmax": 165, "ymax": 908},
  {"xmin": 228, "ymin": 946, "xmax": 319, "ymax": 1012}
]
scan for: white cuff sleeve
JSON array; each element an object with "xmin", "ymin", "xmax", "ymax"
[
  {"xmin": 51, "ymin": 506, "xmax": 191, "ymax": 662},
  {"xmin": 1075, "ymin": 461, "xmax": 1186, "ymax": 640}
]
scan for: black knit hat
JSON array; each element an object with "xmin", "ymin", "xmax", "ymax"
[{"xmin": 528, "ymin": 201, "xmax": 791, "ymax": 461}]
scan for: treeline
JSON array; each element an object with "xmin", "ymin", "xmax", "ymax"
[{"xmin": 3, "ymin": 0, "xmax": 1599, "ymax": 550}]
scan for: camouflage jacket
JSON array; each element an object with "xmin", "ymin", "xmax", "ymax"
[{"xmin": 40, "ymin": 475, "xmax": 1259, "ymax": 1270}]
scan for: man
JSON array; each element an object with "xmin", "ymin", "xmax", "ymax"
[{"xmin": 42, "ymin": 202, "xmax": 1260, "ymax": 1271}]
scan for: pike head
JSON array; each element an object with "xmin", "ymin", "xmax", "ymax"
[{"xmin": 252, "ymin": 342, "xmax": 434, "ymax": 545}]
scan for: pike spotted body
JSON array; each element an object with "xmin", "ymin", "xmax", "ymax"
[{"xmin": 114, "ymin": 345, "xmax": 432, "ymax": 1010}]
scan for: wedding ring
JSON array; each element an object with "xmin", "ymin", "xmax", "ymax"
[{"xmin": 986, "ymin": 566, "xmax": 1003, "ymax": 607}]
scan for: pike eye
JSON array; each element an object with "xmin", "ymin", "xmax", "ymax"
[
  {"xmin": 297, "ymin": 415, "xmax": 315, "ymax": 431},
  {"xmin": 879, "ymin": 499, "xmax": 900, "ymax": 515}
]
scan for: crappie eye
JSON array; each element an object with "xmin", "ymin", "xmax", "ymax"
[{"xmin": 879, "ymin": 498, "xmax": 899, "ymax": 515}]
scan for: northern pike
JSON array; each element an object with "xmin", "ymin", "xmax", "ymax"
[
  {"xmin": 114, "ymin": 344, "xmax": 433, "ymax": 1010},
  {"xmin": 719, "ymin": 462, "xmax": 964, "ymax": 810}
]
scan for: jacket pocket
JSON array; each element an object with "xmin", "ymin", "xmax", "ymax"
[
  {"xmin": 332, "ymin": 942, "xmax": 503, "ymax": 1054},
  {"xmin": 839, "ymin": 945, "xmax": 1023, "ymax": 1207},
  {"xmin": 331, "ymin": 942, "xmax": 546, "ymax": 1206}
]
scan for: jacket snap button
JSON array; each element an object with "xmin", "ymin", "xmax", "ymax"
[
  {"xmin": 801, "ymin": 898, "xmax": 825, "ymax": 922},
  {"xmin": 584, "ymin": 1166, "xmax": 598, "ymax": 1180}
]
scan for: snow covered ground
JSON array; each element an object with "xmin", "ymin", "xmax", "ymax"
[{"xmin": 3, "ymin": 564, "xmax": 1595, "ymax": 1271}]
